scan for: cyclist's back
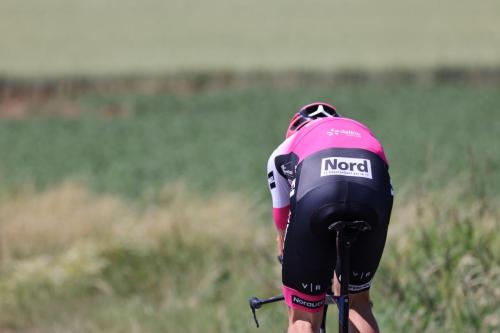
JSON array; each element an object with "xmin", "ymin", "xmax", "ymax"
[
  {"xmin": 287, "ymin": 116, "xmax": 388, "ymax": 163},
  {"xmin": 266, "ymin": 103, "xmax": 393, "ymax": 333}
]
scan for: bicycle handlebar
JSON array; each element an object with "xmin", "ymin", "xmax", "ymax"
[
  {"xmin": 248, "ymin": 295, "xmax": 284, "ymax": 327},
  {"xmin": 249, "ymin": 293, "xmax": 338, "ymax": 327}
]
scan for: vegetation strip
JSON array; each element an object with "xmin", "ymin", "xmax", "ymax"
[
  {"xmin": 0, "ymin": 183, "xmax": 498, "ymax": 332},
  {"xmin": 3, "ymin": 68, "xmax": 500, "ymax": 97}
]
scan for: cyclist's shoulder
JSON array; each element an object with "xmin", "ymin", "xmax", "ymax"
[{"xmin": 269, "ymin": 135, "xmax": 295, "ymax": 160}]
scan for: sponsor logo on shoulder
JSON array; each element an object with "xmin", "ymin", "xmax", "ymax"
[
  {"xmin": 281, "ymin": 162, "xmax": 295, "ymax": 179},
  {"xmin": 292, "ymin": 295, "xmax": 324, "ymax": 309},
  {"xmin": 327, "ymin": 128, "xmax": 361, "ymax": 138},
  {"xmin": 321, "ymin": 157, "xmax": 372, "ymax": 179}
]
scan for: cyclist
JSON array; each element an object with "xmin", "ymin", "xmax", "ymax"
[{"xmin": 266, "ymin": 102, "xmax": 393, "ymax": 333}]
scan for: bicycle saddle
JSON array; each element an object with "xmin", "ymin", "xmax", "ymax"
[{"xmin": 310, "ymin": 202, "xmax": 376, "ymax": 235}]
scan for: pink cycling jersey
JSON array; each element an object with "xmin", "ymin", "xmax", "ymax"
[{"xmin": 267, "ymin": 117, "xmax": 389, "ymax": 230}]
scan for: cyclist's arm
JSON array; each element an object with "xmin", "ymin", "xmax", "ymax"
[
  {"xmin": 267, "ymin": 151, "xmax": 290, "ymax": 231},
  {"xmin": 267, "ymin": 138, "xmax": 295, "ymax": 257}
]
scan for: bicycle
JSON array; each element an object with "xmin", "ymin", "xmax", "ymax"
[{"xmin": 248, "ymin": 219, "xmax": 371, "ymax": 333}]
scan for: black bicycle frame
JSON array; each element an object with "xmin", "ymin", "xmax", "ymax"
[{"xmin": 337, "ymin": 228, "xmax": 352, "ymax": 333}]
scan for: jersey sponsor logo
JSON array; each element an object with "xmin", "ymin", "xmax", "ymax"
[
  {"xmin": 327, "ymin": 128, "xmax": 361, "ymax": 138},
  {"xmin": 281, "ymin": 162, "xmax": 295, "ymax": 179},
  {"xmin": 268, "ymin": 171, "xmax": 276, "ymax": 189},
  {"xmin": 352, "ymin": 271, "xmax": 371, "ymax": 279},
  {"xmin": 292, "ymin": 295, "xmax": 324, "ymax": 309},
  {"xmin": 275, "ymin": 153, "xmax": 298, "ymax": 180},
  {"xmin": 320, "ymin": 157, "xmax": 372, "ymax": 179},
  {"xmin": 301, "ymin": 282, "xmax": 322, "ymax": 292}
]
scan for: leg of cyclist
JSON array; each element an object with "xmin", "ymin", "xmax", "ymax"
[
  {"xmin": 287, "ymin": 308, "xmax": 324, "ymax": 333},
  {"xmin": 348, "ymin": 291, "xmax": 379, "ymax": 333},
  {"xmin": 282, "ymin": 196, "xmax": 336, "ymax": 333},
  {"xmin": 333, "ymin": 276, "xmax": 379, "ymax": 333},
  {"xmin": 331, "ymin": 213, "xmax": 389, "ymax": 333},
  {"xmin": 332, "ymin": 195, "xmax": 390, "ymax": 333}
]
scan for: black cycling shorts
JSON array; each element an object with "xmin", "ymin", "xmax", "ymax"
[{"xmin": 282, "ymin": 148, "xmax": 393, "ymax": 312}]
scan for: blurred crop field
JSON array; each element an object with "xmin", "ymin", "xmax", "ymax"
[
  {"xmin": 1, "ymin": 84, "xmax": 500, "ymax": 198},
  {"xmin": 0, "ymin": 83, "xmax": 499, "ymax": 332},
  {"xmin": 1, "ymin": 0, "xmax": 500, "ymax": 77},
  {"xmin": 1, "ymin": 0, "xmax": 500, "ymax": 332}
]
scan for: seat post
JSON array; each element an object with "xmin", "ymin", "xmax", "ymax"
[
  {"xmin": 337, "ymin": 228, "xmax": 353, "ymax": 333},
  {"xmin": 324, "ymin": 219, "xmax": 370, "ymax": 333}
]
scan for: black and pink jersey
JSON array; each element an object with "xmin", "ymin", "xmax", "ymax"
[
  {"xmin": 267, "ymin": 116, "xmax": 393, "ymax": 312},
  {"xmin": 267, "ymin": 117, "xmax": 389, "ymax": 231}
]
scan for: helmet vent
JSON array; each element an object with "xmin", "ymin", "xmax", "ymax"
[{"xmin": 307, "ymin": 105, "xmax": 335, "ymax": 118}]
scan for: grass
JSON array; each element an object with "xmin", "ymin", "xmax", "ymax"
[
  {"xmin": 1, "ymin": 0, "xmax": 500, "ymax": 77},
  {"xmin": 376, "ymin": 183, "xmax": 500, "ymax": 332},
  {"xmin": 1, "ymin": 82, "xmax": 499, "ymax": 332},
  {"xmin": 0, "ymin": 183, "xmax": 284, "ymax": 333},
  {"xmin": 1, "ymin": 83, "xmax": 500, "ymax": 199},
  {"xmin": 0, "ymin": 181, "xmax": 498, "ymax": 333}
]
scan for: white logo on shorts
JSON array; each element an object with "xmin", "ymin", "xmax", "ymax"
[{"xmin": 321, "ymin": 157, "xmax": 372, "ymax": 179}]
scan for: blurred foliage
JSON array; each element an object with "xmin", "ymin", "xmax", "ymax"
[
  {"xmin": 1, "ymin": 82, "xmax": 499, "ymax": 332},
  {"xmin": 0, "ymin": 182, "xmax": 498, "ymax": 332},
  {"xmin": 376, "ymin": 186, "xmax": 499, "ymax": 332},
  {"xmin": 1, "ymin": 83, "xmax": 499, "ymax": 201},
  {"xmin": 0, "ymin": 184, "xmax": 285, "ymax": 332}
]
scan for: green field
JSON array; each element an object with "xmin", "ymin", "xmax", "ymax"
[
  {"xmin": 2, "ymin": 0, "xmax": 500, "ymax": 77},
  {"xmin": 1, "ymin": 83, "xmax": 499, "ymax": 198},
  {"xmin": 0, "ymin": 83, "xmax": 499, "ymax": 332},
  {"xmin": 2, "ymin": 1, "xmax": 500, "ymax": 331}
]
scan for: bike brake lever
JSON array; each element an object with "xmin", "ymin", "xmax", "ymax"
[{"xmin": 249, "ymin": 297, "xmax": 261, "ymax": 327}]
